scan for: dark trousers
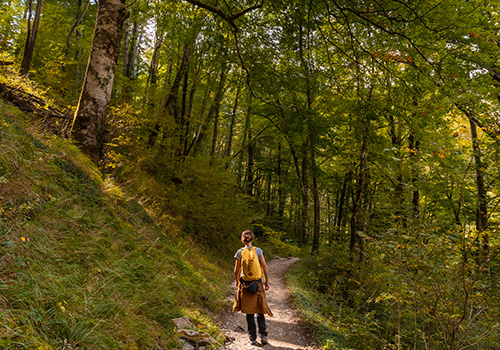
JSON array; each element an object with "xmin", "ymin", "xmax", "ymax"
[{"xmin": 246, "ymin": 313, "xmax": 267, "ymax": 340}]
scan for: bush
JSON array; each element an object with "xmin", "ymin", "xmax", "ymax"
[{"xmin": 287, "ymin": 228, "xmax": 500, "ymax": 350}]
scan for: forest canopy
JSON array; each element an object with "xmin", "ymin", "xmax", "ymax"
[{"xmin": 2, "ymin": 0, "xmax": 500, "ymax": 349}]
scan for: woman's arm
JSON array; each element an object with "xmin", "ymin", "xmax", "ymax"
[
  {"xmin": 234, "ymin": 259, "xmax": 241, "ymax": 287},
  {"xmin": 259, "ymin": 254, "xmax": 270, "ymax": 290}
]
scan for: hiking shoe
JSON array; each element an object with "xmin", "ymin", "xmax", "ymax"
[
  {"xmin": 261, "ymin": 335, "xmax": 268, "ymax": 345},
  {"xmin": 250, "ymin": 339, "xmax": 259, "ymax": 346}
]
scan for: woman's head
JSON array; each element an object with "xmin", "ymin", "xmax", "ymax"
[{"xmin": 241, "ymin": 230, "xmax": 254, "ymax": 244}]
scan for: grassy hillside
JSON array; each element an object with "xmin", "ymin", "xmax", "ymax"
[{"xmin": 0, "ymin": 99, "xmax": 250, "ymax": 349}]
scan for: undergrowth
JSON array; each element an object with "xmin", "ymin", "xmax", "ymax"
[
  {"xmin": 255, "ymin": 225, "xmax": 304, "ymax": 260},
  {"xmin": 0, "ymin": 100, "xmax": 245, "ymax": 349},
  {"xmin": 288, "ymin": 233, "xmax": 500, "ymax": 350},
  {"xmin": 287, "ymin": 244, "xmax": 355, "ymax": 350}
]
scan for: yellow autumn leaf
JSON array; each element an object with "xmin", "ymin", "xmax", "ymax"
[{"xmin": 58, "ymin": 301, "xmax": 67, "ymax": 312}]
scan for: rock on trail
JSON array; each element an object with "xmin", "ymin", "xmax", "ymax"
[{"xmin": 217, "ymin": 257, "xmax": 319, "ymax": 350}]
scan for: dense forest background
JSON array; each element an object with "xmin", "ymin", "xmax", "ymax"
[{"xmin": 2, "ymin": 0, "xmax": 500, "ymax": 349}]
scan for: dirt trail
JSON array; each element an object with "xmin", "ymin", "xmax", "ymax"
[{"xmin": 217, "ymin": 257, "xmax": 319, "ymax": 350}]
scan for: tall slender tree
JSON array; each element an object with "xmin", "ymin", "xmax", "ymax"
[
  {"xmin": 64, "ymin": 0, "xmax": 91, "ymax": 61},
  {"xmin": 469, "ymin": 115, "xmax": 490, "ymax": 270},
  {"xmin": 19, "ymin": 0, "xmax": 43, "ymax": 76}
]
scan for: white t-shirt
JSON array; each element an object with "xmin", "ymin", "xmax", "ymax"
[{"xmin": 234, "ymin": 246, "xmax": 263, "ymax": 260}]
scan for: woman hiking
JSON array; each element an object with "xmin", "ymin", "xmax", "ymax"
[{"xmin": 233, "ymin": 230, "xmax": 273, "ymax": 346}]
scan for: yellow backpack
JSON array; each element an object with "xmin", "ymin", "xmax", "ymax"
[{"xmin": 241, "ymin": 247, "xmax": 262, "ymax": 281}]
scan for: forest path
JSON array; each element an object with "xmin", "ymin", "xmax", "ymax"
[{"xmin": 217, "ymin": 257, "xmax": 319, "ymax": 350}]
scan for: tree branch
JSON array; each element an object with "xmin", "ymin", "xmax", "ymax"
[
  {"xmin": 329, "ymin": 0, "xmax": 444, "ymax": 83},
  {"xmin": 184, "ymin": 0, "xmax": 291, "ymax": 110},
  {"xmin": 183, "ymin": 0, "xmax": 263, "ymax": 30},
  {"xmin": 184, "ymin": 0, "xmax": 230, "ymax": 22},
  {"xmin": 65, "ymin": 0, "xmax": 91, "ymax": 59},
  {"xmin": 231, "ymin": 1, "xmax": 263, "ymax": 21}
]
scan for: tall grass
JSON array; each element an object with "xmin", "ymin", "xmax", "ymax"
[{"xmin": 0, "ymin": 100, "xmax": 245, "ymax": 349}]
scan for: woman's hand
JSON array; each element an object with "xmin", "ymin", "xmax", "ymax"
[{"xmin": 264, "ymin": 282, "xmax": 269, "ymax": 291}]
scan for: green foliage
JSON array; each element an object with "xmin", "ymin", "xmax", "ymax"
[
  {"xmin": 4, "ymin": 0, "xmax": 500, "ymax": 349},
  {"xmin": 287, "ymin": 248, "xmax": 354, "ymax": 349},
  {"xmin": 0, "ymin": 0, "xmax": 23, "ymax": 54},
  {"xmin": 254, "ymin": 225, "xmax": 304, "ymax": 258},
  {"xmin": 289, "ymin": 227, "xmax": 500, "ymax": 349},
  {"xmin": 105, "ymin": 99, "xmax": 257, "ymax": 256}
]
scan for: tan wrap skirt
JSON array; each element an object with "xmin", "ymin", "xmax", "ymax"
[{"xmin": 232, "ymin": 281, "xmax": 273, "ymax": 316}]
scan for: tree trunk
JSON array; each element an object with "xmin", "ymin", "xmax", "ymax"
[
  {"xmin": 389, "ymin": 114, "xmax": 406, "ymax": 227},
  {"xmin": 409, "ymin": 131, "xmax": 420, "ymax": 219},
  {"xmin": 164, "ymin": 43, "xmax": 192, "ymax": 120},
  {"xmin": 266, "ymin": 165, "xmax": 272, "ymax": 216},
  {"xmin": 64, "ymin": 0, "xmax": 90, "ymax": 62},
  {"xmin": 237, "ymin": 102, "xmax": 252, "ymax": 188},
  {"xmin": 210, "ymin": 68, "xmax": 227, "ymax": 160},
  {"xmin": 277, "ymin": 141, "xmax": 285, "ymax": 221},
  {"xmin": 19, "ymin": 0, "xmax": 43, "ymax": 76},
  {"xmin": 122, "ymin": 17, "xmax": 130, "ymax": 75},
  {"xmin": 179, "ymin": 69, "xmax": 199, "ymax": 159},
  {"xmin": 225, "ymin": 83, "xmax": 241, "ymax": 157},
  {"xmin": 469, "ymin": 117, "xmax": 489, "ymax": 269},
  {"xmin": 298, "ymin": 6, "xmax": 313, "ymax": 246},
  {"xmin": 185, "ymin": 83, "xmax": 209, "ymax": 156},
  {"xmin": 191, "ymin": 68, "xmax": 226, "ymax": 157},
  {"xmin": 350, "ymin": 126, "xmax": 368, "ymax": 263},
  {"xmin": 336, "ymin": 172, "xmax": 349, "ymax": 230},
  {"xmin": 176, "ymin": 68, "xmax": 190, "ymax": 156},
  {"xmin": 327, "ymin": 195, "xmax": 334, "ymax": 244},
  {"xmin": 122, "ymin": 20, "xmax": 142, "ymax": 99},
  {"xmin": 300, "ymin": 143, "xmax": 310, "ymax": 245},
  {"xmin": 245, "ymin": 125, "xmax": 254, "ymax": 196},
  {"xmin": 147, "ymin": 28, "xmax": 163, "ymax": 87},
  {"xmin": 311, "ymin": 143, "xmax": 320, "ymax": 255},
  {"xmin": 71, "ymin": 0, "xmax": 128, "ymax": 163},
  {"xmin": 159, "ymin": 45, "xmax": 173, "ymax": 107},
  {"xmin": 124, "ymin": 20, "xmax": 141, "ymax": 80},
  {"xmin": 287, "ymin": 137, "xmax": 310, "ymax": 245}
]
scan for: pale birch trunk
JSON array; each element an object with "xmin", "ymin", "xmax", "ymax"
[{"xmin": 71, "ymin": 0, "xmax": 128, "ymax": 163}]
